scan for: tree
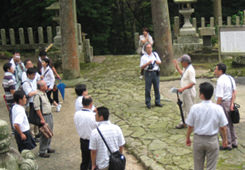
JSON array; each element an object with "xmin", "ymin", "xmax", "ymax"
[{"xmin": 151, "ymin": 0, "xmax": 174, "ymax": 76}]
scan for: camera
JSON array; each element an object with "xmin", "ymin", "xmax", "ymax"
[{"xmin": 148, "ymin": 61, "xmax": 156, "ymax": 70}]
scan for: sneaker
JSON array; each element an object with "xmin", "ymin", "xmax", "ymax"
[
  {"xmin": 56, "ymin": 104, "xmax": 61, "ymax": 112},
  {"xmin": 139, "ymin": 75, "xmax": 143, "ymax": 79},
  {"xmin": 47, "ymin": 148, "xmax": 55, "ymax": 153},
  {"xmin": 219, "ymin": 146, "xmax": 232, "ymax": 151}
]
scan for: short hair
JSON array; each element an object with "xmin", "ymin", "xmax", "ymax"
[
  {"xmin": 42, "ymin": 58, "xmax": 50, "ymax": 66},
  {"xmin": 97, "ymin": 106, "xmax": 109, "ymax": 121},
  {"xmin": 144, "ymin": 42, "xmax": 152, "ymax": 51},
  {"xmin": 142, "ymin": 27, "xmax": 149, "ymax": 33},
  {"xmin": 14, "ymin": 90, "xmax": 25, "ymax": 104},
  {"xmin": 3, "ymin": 63, "xmax": 12, "ymax": 72},
  {"xmin": 39, "ymin": 49, "xmax": 47, "ymax": 57},
  {"xmin": 75, "ymin": 84, "xmax": 87, "ymax": 96},
  {"xmin": 37, "ymin": 80, "xmax": 45, "ymax": 90},
  {"xmin": 13, "ymin": 50, "xmax": 20, "ymax": 54},
  {"xmin": 26, "ymin": 68, "xmax": 37, "ymax": 76},
  {"xmin": 216, "ymin": 63, "xmax": 226, "ymax": 74},
  {"xmin": 199, "ymin": 82, "xmax": 214, "ymax": 100},
  {"xmin": 24, "ymin": 59, "xmax": 32, "ymax": 66},
  {"xmin": 82, "ymin": 96, "xmax": 92, "ymax": 107}
]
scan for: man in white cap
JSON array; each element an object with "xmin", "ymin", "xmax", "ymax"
[{"xmin": 173, "ymin": 54, "xmax": 196, "ymax": 129}]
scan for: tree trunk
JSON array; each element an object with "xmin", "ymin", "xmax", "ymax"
[
  {"xmin": 60, "ymin": 0, "xmax": 80, "ymax": 79},
  {"xmin": 151, "ymin": 0, "xmax": 174, "ymax": 76},
  {"xmin": 213, "ymin": 0, "xmax": 222, "ymax": 25}
]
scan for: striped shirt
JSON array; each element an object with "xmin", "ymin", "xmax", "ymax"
[
  {"xmin": 89, "ymin": 121, "xmax": 125, "ymax": 169},
  {"xmin": 2, "ymin": 72, "xmax": 16, "ymax": 106}
]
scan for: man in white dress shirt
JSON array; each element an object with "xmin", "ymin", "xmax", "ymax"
[
  {"xmin": 214, "ymin": 63, "xmax": 238, "ymax": 150},
  {"xmin": 22, "ymin": 59, "xmax": 40, "ymax": 83},
  {"xmin": 89, "ymin": 107, "xmax": 125, "ymax": 170},
  {"xmin": 186, "ymin": 82, "xmax": 228, "ymax": 170},
  {"xmin": 140, "ymin": 43, "xmax": 162, "ymax": 109},
  {"xmin": 12, "ymin": 90, "xmax": 36, "ymax": 152},
  {"xmin": 173, "ymin": 54, "xmax": 196, "ymax": 129},
  {"xmin": 74, "ymin": 96, "xmax": 97, "ymax": 170}
]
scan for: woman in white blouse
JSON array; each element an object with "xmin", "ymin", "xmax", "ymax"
[{"xmin": 41, "ymin": 58, "xmax": 61, "ymax": 112}]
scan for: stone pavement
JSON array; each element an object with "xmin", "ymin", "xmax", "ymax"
[{"xmin": 68, "ymin": 55, "xmax": 245, "ymax": 170}]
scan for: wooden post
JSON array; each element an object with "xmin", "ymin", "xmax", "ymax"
[
  {"xmin": 174, "ymin": 16, "xmax": 180, "ymax": 38},
  {"xmin": 47, "ymin": 26, "xmax": 53, "ymax": 44},
  {"xmin": 227, "ymin": 16, "xmax": 231, "ymax": 26},
  {"xmin": 77, "ymin": 23, "xmax": 82, "ymax": 45},
  {"xmin": 218, "ymin": 17, "xmax": 223, "ymax": 26},
  {"xmin": 27, "ymin": 27, "xmax": 34, "ymax": 44},
  {"xmin": 193, "ymin": 17, "xmax": 197, "ymax": 30},
  {"xmin": 134, "ymin": 32, "xmax": 139, "ymax": 52},
  {"xmin": 201, "ymin": 17, "xmax": 205, "ymax": 28},
  {"xmin": 9, "ymin": 28, "xmax": 15, "ymax": 45},
  {"xmin": 1, "ymin": 29, "xmax": 6, "ymax": 45},
  {"xmin": 19, "ymin": 28, "xmax": 25, "ymax": 45},
  {"xmin": 236, "ymin": 16, "xmax": 240, "ymax": 26},
  {"xmin": 210, "ymin": 17, "xmax": 214, "ymax": 27},
  {"xmin": 213, "ymin": 0, "xmax": 222, "ymax": 25}
]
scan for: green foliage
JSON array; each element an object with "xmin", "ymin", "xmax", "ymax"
[{"xmin": 231, "ymin": 10, "xmax": 244, "ymax": 25}]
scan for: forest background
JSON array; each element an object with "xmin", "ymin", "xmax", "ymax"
[{"xmin": 0, "ymin": 0, "xmax": 244, "ymax": 55}]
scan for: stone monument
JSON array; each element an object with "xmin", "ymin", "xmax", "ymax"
[
  {"xmin": 0, "ymin": 119, "xmax": 38, "ymax": 170},
  {"xmin": 173, "ymin": 0, "xmax": 202, "ymax": 56}
]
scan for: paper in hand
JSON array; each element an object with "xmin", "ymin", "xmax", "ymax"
[{"xmin": 170, "ymin": 87, "xmax": 178, "ymax": 94}]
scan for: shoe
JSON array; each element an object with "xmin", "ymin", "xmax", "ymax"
[
  {"xmin": 219, "ymin": 146, "xmax": 232, "ymax": 151},
  {"xmin": 175, "ymin": 123, "xmax": 186, "ymax": 129},
  {"xmin": 47, "ymin": 148, "xmax": 55, "ymax": 153},
  {"xmin": 146, "ymin": 105, "xmax": 151, "ymax": 109},
  {"xmin": 232, "ymin": 144, "xmax": 238, "ymax": 148},
  {"xmin": 155, "ymin": 103, "xmax": 163, "ymax": 107},
  {"xmin": 56, "ymin": 104, "xmax": 61, "ymax": 112},
  {"xmin": 139, "ymin": 75, "xmax": 143, "ymax": 79},
  {"xmin": 39, "ymin": 153, "xmax": 50, "ymax": 158}
]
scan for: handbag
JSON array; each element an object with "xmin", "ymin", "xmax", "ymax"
[
  {"xmin": 28, "ymin": 96, "xmax": 43, "ymax": 126},
  {"xmin": 228, "ymin": 75, "xmax": 240, "ymax": 124},
  {"xmin": 97, "ymin": 127, "xmax": 126, "ymax": 170}
]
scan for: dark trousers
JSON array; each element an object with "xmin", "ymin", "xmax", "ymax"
[
  {"xmin": 80, "ymin": 138, "xmax": 91, "ymax": 170},
  {"xmin": 144, "ymin": 71, "xmax": 160, "ymax": 106},
  {"xmin": 14, "ymin": 130, "xmax": 36, "ymax": 152},
  {"xmin": 46, "ymin": 85, "xmax": 59, "ymax": 104}
]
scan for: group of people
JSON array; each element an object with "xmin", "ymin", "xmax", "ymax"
[
  {"xmin": 138, "ymin": 28, "xmax": 238, "ymax": 170},
  {"xmin": 74, "ymin": 84, "xmax": 125, "ymax": 170},
  {"xmin": 2, "ymin": 50, "xmax": 61, "ymax": 158}
]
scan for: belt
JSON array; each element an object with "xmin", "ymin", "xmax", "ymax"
[
  {"xmin": 145, "ymin": 70, "xmax": 158, "ymax": 72},
  {"xmin": 194, "ymin": 134, "xmax": 217, "ymax": 137},
  {"xmin": 43, "ymin": 113, "xmax": 51, "ymax": 115}
]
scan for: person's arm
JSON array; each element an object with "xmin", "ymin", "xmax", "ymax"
[
  {"xmin": 10, "ymin": 89, "xmax": 15, "ymax": 95},
  {"xmin": 217, "ymin": 97, "xmax": 222, "ymax": 105},
  {"xmin": 28, "ymin": 91, "xmax": 38, "ymax": 97},
  {"xmin": 91, "ymin": 150, "xmax": 97, "ymax": 170},
  {"xmin": 172, "ymin": 59, "xmax": 183, "ymax": 75},
  {"xmin": 51, "ymin": 66, "xmax": 61, "ymax": 80},
  {"xmin": 230, "ymin": 90, "xmax": 236, "ymax": 111},
  {"xmin": 48, "ymin": 69, "xmax": 55, "ymax": 90},
  {"xmin": 36, "ymin": 110, "xmax": 45, "ymax": 125},
  {"xmin": 119, "ymin": 146, "xmax": 124, "ymax": 153},
  {"xmin": 220, "ymin": 126, "xmax": 228, "ymax": 147},
  {"xmin": 186, "ymin": 126, "xmax": 193, "ymax": 146},
  {"xmin": 14, "ymin": 124, "xmax": 26, "ymax": 140},
  {"xmin": 178, "ymin": 83, "xmax": 195, "ymax": 93}
]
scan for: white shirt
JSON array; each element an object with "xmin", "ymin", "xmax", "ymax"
[
  {"xmin": 12, "ymin": 104, "xmax": 30, "ymax": 132},
  {"xmin": 41, "ymin": 66, "xmax": 55, "ymax": 89},
  {"xmin": 140, "ymin": 52, "xmax": 161, "ymax": 71},
  {"xmin": 181, "ymin": 64, "xmax": 196, "ymax": 97},
  {"xmin": 22, "ymin": 77, "xmax": 37, "ymax": 103},
  {"xmin": 89, "ymin": 121, "xmax": 125, "ymax": 169},
  {"xmin": 215, "ymin": 74, "xmax": 236, "ymax": 101},
  {"xmin": 186, "ymin": 100, "xmax": 228, "ymax": 135},
  {"xmin": 22, "ymin": 72, "xmax": 40, "ymax": 83},
  {"xmin": 74, "ymin": 109, "xmax": 97, "ymax": 140},
  {"xmin": 139, "ymin": 34, "xmax": 154, "ymax": 54},
  {"xmin": 75, "ymin": 96, "xmax": 96, "ymax": 112},
  {"xmin": 10, "ymin": 58, "xmax": 16, "ymax": 70}
]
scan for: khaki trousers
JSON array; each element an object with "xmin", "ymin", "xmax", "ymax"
[
  {"xmin": 193, "ymin": 135, "xmax": 219, "ymax": 170},
  {"xmin": 182, "ymin": 89, "xmax": 195, "ymax": 121}
]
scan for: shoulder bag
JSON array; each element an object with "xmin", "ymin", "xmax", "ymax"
[{"xmin": 28, "ymin": 96, "xmax": 43, "ymax": 126}]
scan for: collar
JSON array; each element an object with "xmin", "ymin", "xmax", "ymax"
[
  {"xmin": 16, "ymin": 103, "xmax": 25, "ymax": 109},
  {"xmin": 98, "ymin": 120, "xmax": 111, "ymax": 126},
  {"xmin": 5, "ymin": 72, "xmax": 14, "ymax": 76},
  {"xmin": 81, "ymin": 108, "xmax": 91, "ymax": 112},
  {"xmin": 201, "ymin": 100, "xmax": 212, "ymax": 103}
]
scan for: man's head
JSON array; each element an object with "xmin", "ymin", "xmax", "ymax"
[
  {"xmin": 82, "ymin": 96, "xmax": 93, "ymax": 109},
  {"xmin": 37, "ymin": 80, "xmax": 47, "ymax": 92},
  {"xmin": 14, "ymin": 90, "xmax": 27, "ymax": 106},
  {"xmin": 26, "ymin": 68, "xmax": 37, "ymax": 80},
  {"xmin": 199, "ymin": 82, "xmax": 214, "ymax": 100},
  {"xmin": 96, "ymin": 106, "xmax": 109, "ymax": 122},
  {"xmin": 145, "ymin": 43, "xmax": 152, "ymax": 55},
  {"xmin": 13, "ymin": 51, "xmax": 21, "ymax": 63},
  {"xmin": 178, "ymin": 54, "xmax": 191, "ymax": 68},
  {"xmin": 24, "ymin": 59, "xmax": 33, "ymax": 69},
  {"xmin": 3, "ymin": 63, "xmax": 14, "ymax": 73},
  {"xmin": 214, "ymin": 63, "xmax": 226, "ymax": 77},
  {"xmin": 39, "ymin": 49, "xmax": 47, "ymax": 59},
  {"xmin": 142, "ymin": 27, "xmax": 149, "ymax": 36},
  {"xmin": 75, "ymin": 84, "xmax": 88, "ymax": 96}
]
